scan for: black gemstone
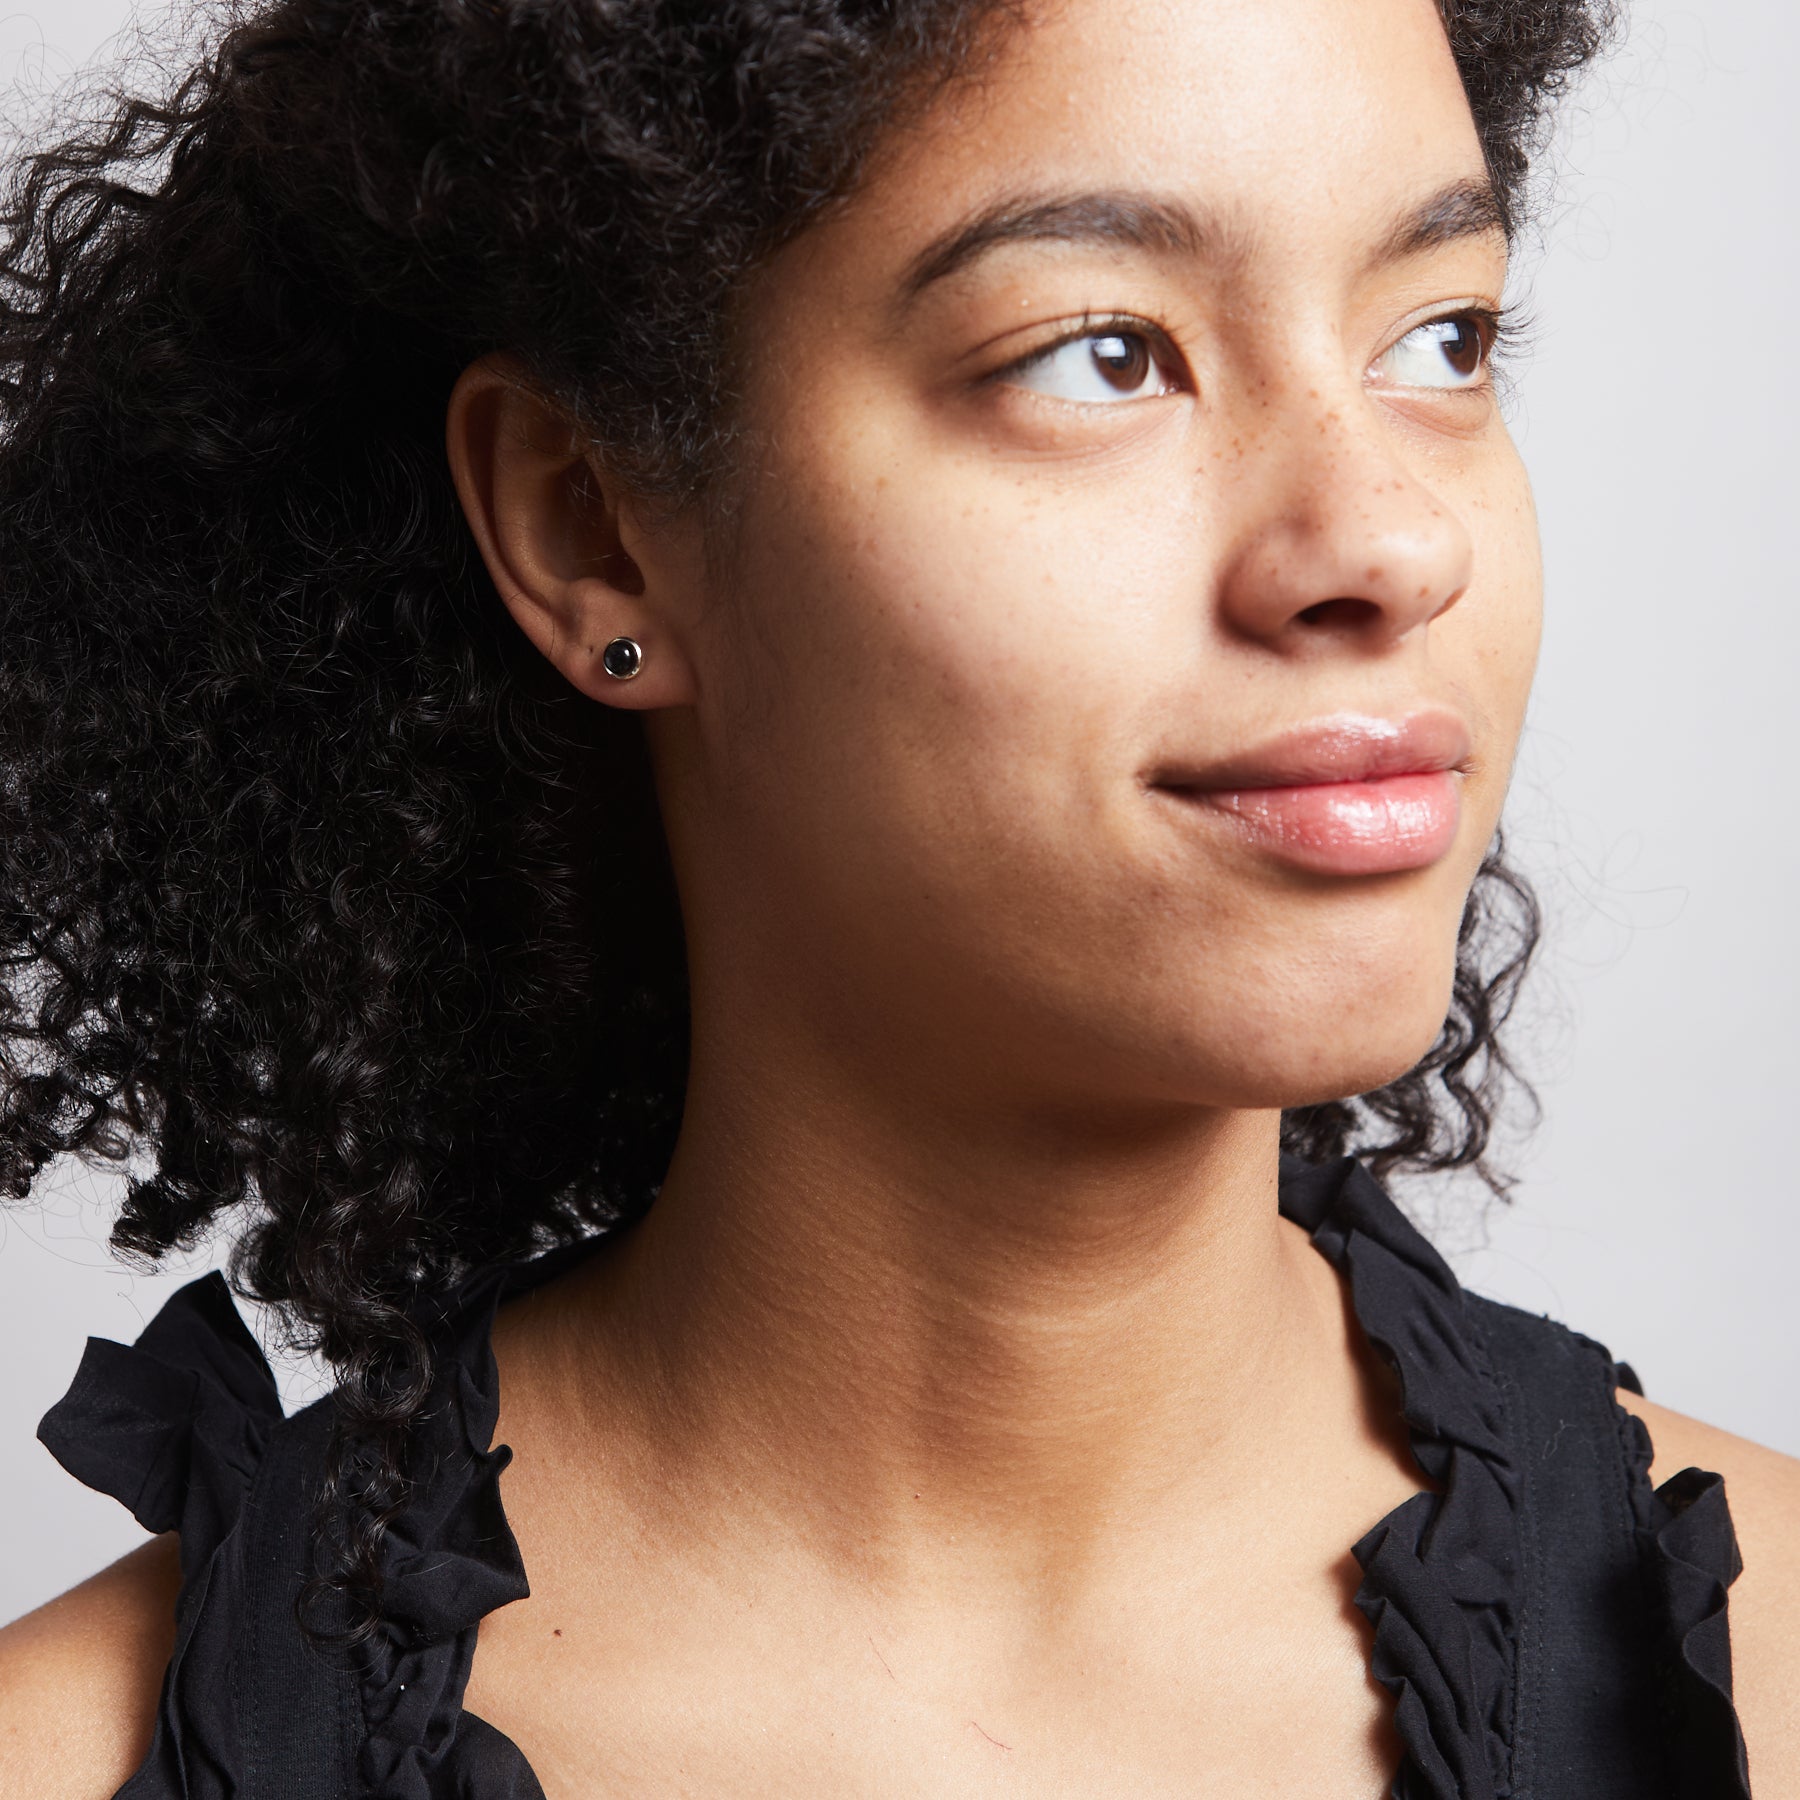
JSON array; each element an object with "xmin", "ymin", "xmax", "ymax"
[{"xmin": 602, "ymin": 637, "xmax": 642, "ymax": 679}]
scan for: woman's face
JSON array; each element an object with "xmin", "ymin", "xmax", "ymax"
[{"xmin": 650, "ymin": 0, "xmax": 1539, "ymax": 1114}]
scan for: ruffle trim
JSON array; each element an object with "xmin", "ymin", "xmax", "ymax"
[
  {"xmin": 37, "ymin": 1273, "xmax": 288, "ymax": 1797},
  {"xmin": 36, "ymin": 1260, "xmax": 553, "ymax": 1800},
  {"xmin": 1622, "ymin": 1419, "xmax": 1754, "ymax": 1797},
  {"xmin": 353, "ymin": 1265, "xmax": 536, "ymax": 1800},
  {"xmin": 350, "ymin": 1231, "xmax": 612, "ymax": 1795},
  {"xmin": 1279, "ymin": 1156, "xmax": 1519, "ymax": 1800},
  {"xmin": 37, "ymin": 1272, "xmax": 282, "ymax": 1586}
]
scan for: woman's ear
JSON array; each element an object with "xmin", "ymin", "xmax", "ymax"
[{"xmin": 445, "ymin": 354, "xmax": 701, "ymax": 708}]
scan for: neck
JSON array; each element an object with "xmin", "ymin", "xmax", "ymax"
[{"xmin": 527, "ymin": 996, "xmax": 1345, "ymax": 1590}]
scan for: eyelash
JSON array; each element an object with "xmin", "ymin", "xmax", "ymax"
[
  {"xmin": 1474, "ymin": 302, "xmax": 1533, "ymax": 378},
  {"xmin": 990, "ymin": 311, "xmax": 1185, "ymax": 389},
  {"xmin": 989, "ymin": 303, "xmax": 1528, "ymax": 391}
]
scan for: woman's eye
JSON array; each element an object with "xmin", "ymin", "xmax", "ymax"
[
  {"xmin": 1376, "ymin": 314, "xmax": 1493, "ymax": 390},
  {"xmin": 1004, "ymin": 329, "xmax": 1177, "ymax": 404}
]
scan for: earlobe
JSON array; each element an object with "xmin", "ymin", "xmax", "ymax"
[{"xmin": 444, "ymin": 354, "xmax": 700, "ymax": 708}]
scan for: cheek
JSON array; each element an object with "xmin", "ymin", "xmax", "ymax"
[
  {"xmin": 1451, "ymin": 453, "xmax": 1543, "ymax": 817},
  {"xmin": 717, "ymin": 433, "xmax": 1193, "ymax": 838}
]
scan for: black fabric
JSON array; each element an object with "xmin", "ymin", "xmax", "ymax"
[
  {"xmin": 233, "ymin": 1401, "xmax": 358, "ymax": 1800},
  {"xmin": 1284, "ymin": 1158, "xmax": 1751, "ymax": 1800},
  {"xmin": 1472, "ymin": 1300, "xmax": 1748, "ymax": 1796},
  {"xmin": 1282, "ymin": 1157, "xmax": 1521, "ymax": 1796},
  {"xmin": 37, "ymin": 1159, "xmax": 1753, "ymax": 1798},
  {"xmin": 1479, "ymin": 1294, "xmax": 1672, "ymax": 1794}
]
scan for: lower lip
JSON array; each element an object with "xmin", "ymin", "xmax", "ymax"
[{"xmin": 1160, "ymin": 771, "xmax": 1462, "ymax": 876}]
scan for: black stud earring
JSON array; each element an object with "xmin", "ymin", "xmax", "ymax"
[{"xmin": 601, "ymin": 635, "xmax": 643, "ymax": 681}]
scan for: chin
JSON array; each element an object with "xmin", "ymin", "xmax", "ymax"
[{"xmin": 1143, "ymin": 951, "xmax": 1463, "ymax": 1114}]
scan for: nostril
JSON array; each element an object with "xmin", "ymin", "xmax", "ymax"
[{"xmin": 1296, "ymin": 596, "xmax": 1383, "ymax": 630}]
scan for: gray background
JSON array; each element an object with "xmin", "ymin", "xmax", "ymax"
[{"xmin": 3, "ymin": 0, "xmax": 1795, "ymax": 1626}]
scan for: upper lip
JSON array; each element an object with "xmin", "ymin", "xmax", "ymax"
[{"xmin": 1150, "ymin": 708, "xmax": 1473, "ymax": 792}]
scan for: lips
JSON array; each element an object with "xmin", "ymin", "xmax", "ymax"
[{"xmin": 1149, "ymin": 710, "xmax": 1470, "ymax": 877}]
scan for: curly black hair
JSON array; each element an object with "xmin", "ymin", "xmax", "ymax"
[{"xmin": 1, "ymin": 0, "xmax": 1608, "ymax": 1635}]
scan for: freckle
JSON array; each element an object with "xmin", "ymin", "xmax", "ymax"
[{"xmin": 1366, "ymin": 566, "xmax": 1385, "ymax": 582}]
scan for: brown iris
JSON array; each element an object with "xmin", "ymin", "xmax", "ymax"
[
  {"xmin": 1434, "ymin": 316, "xmax": 1486, "ymax": 379},
  {"xmin": 1089, "ymin": 332, "xmax": 1153, "ymax": 392}
]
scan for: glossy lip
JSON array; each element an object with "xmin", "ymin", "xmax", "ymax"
[
  {"xmin": 1149, "ymin": 709, "xmax": 1472, "ymax": 877},
  {"xmin": 1149, "ymin": 708, "xmax": 1472, "ymax": 793}
]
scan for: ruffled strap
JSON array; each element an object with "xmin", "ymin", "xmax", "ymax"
[
  {"xmin": 1622, "ymin": 1418, "xmax": 1753, "ymax": 1795},
  {"xmin": 1280, "ymin": 1157, "xmax": 1519, "ymax": 1800},
  {"xmin": 40, "ymin": 1259, "xmax": 546, "ymax": 1798},
  {"xmin": 353, "ymin": 1262, "xmax": 540, "ymax": 1800},
  {"xmin": 1286, "ymin": 1157, "xmax": 1754, "ymax": 1799},
  {"xmin": 349, "ymin": 1235, "xmax": 634, "ymax": 1795},
  {"xmin": 36, "ymin": 1273, "xmax": 307, "ymax": 1799},
  {"xmin": 38, "ymin": 1271, "xmax": 282, "ymax": 1583}
]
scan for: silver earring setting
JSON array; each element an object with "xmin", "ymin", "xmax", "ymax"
[{"xmin": 601, "ymin": 635, "xmax": 643, "ymax": 681}]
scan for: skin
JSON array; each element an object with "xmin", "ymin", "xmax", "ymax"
[{"xmin": 2, "ymin": 0, "xmax": 1796, "ymax": 1793}]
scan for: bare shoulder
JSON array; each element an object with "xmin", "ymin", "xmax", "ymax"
[
  {"xmin": 0, "ymin": 1534, "xmax": 179, "ymax": 1800},
  {"xmin": 1616, "ymin": 1389, "xmax": 1800, "ymax": 1790}
]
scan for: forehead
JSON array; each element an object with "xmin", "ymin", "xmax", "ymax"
[{"xmin": 817, "ymin": 0, "xmax": 1489, "ymax": 285}]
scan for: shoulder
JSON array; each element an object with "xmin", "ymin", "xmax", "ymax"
[
  {"xmin": 1616, "ymin": 1388, "xmax": 1800, "ymax": 1791},
  {"xmin": 0, "ymin": 1534, "xmax": 178, "ymax": 1800}
]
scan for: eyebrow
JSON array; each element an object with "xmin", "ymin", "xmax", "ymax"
[
  {"xmin": 1370, "ymin": 177, "xmax": 1509, "ymax": 265},
  {"xmin": 899, "ymin": 192, "xmax": 1221, "ymax": 300},
  {"xmin": 895, "ymin": 177, "xmax": 1508, "ymax": 306}
]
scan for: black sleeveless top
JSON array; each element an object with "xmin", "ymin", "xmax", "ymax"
[{"xmin": 38, "ymin": 1157, "xmax": 1755, "ymax": 1798}]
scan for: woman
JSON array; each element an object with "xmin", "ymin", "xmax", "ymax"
[{"xmin": 0, "ymin": 0, "xmax": 1794, "ymax": 1792}]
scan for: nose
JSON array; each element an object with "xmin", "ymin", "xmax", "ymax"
[{"xmin": 1213, "ymin": 403, "xmax": 1474, "ymax": 653}]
